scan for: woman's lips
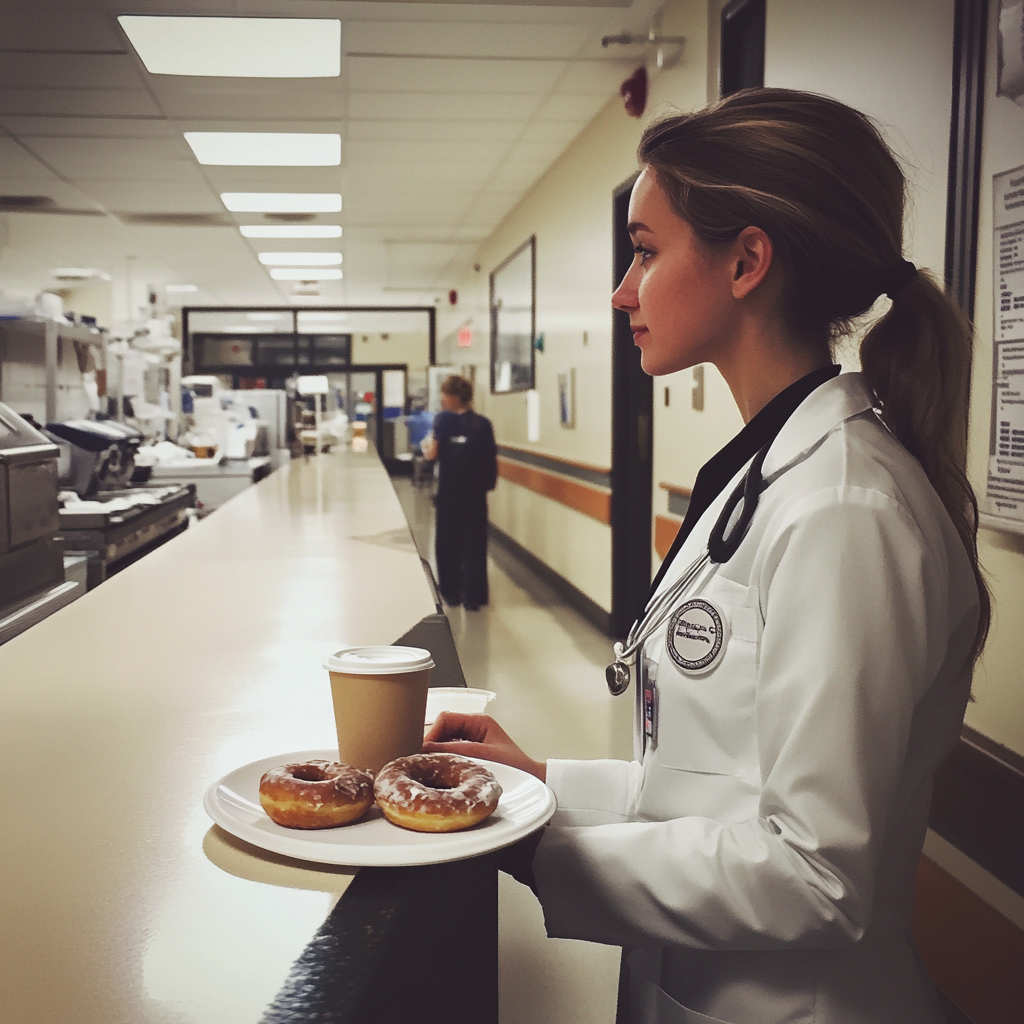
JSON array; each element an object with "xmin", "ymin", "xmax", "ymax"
[{"xmin": 631, "ymin": 325, "xmax": 649, "ymax": 343}]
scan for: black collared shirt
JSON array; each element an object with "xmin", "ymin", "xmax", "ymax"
[{"xmin": 649, "ymin": 364, "xmax": 841, "ymax": 598}]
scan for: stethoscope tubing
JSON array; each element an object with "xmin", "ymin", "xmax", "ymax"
[{"xmin": 606, "ymin": 439, "xmax": 773, "ymax": 696}]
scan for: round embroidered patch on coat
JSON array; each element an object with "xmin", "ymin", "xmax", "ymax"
[{"xmin": 666, "ymin": 599, "xmax": 726, "ymax": 673}]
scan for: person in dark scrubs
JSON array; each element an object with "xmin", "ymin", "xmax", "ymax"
[{"xmin": 422, "ymin": 375, "xmax": 497, "ymax": 610}]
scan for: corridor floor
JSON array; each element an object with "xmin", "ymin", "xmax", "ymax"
[{"xmin": 392, "ymin": 476, "xmax": 632, "ymax": 1024}]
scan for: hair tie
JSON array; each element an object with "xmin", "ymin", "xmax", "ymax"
[{"xmin": 884, "ymin": 259, "xmax": 917, "ymax": 299}]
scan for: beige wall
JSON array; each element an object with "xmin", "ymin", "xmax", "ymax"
[
  {"xmin": 350, "ymin": 330, "xmax": 430, "ymax": 372},
  {"xmin": 966, "ymin": 2, "xmax": 1024, "ymax": 758},
  {"xmin": 437, "ymin": 0, "xmax": 711, "ymax": 612}
]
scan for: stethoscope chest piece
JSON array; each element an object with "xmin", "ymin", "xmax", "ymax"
[{"xmin": 606, "ymin": 641, "xmax": 632, "ymax": 696}]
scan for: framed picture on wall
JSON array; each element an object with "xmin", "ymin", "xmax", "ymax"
[
  {"xmin": 558, "ymin": 368, "xmax": 576, "ymax": 428},
  {"xmin": 490, "ymin": 236, "xmax": 536, "ymax": 393}
]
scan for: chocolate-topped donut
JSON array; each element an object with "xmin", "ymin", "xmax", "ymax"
[
  {"xmin": 259, "ymin": 759, "xmax": 375, "ymax": 829},
  {"xmin": 374, "ymin": 753, "xmax": 501, "ymax": 833}
]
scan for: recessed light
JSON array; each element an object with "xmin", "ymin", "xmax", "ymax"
[
  {"xmin": 222, "ymin": 193, "xmax": 341, "ymax": 213},
  {"xmin": 240, "ymin": 225, "xmax": 342, "ymax": 239},
  {"xmin": 49, "ymin": 267, "xmax": 110, "ymax": 281},
  {"xmin": 184, "ymin": 132, "xmax": 340, "ymax": 167},
  {"xmin": 166, "ymin": 284, "xmax": 199, "ymax": 293},
  {"xmin": 258, "ymin": 252, "xmax": 342, "ymax": 266},
  {"xmin": 118, "ymin": 17, "xmax": 341, "ymax": 78},
  {"xmin": 270, "ymin": 268, "xmax": 343, "ymax": 281}
]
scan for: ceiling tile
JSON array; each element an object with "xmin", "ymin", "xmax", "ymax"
[
  {"xmin": 0, "ymin": 5, "xmax": 125, "ymax": 50},
  {"xmin": 488, "ymin": 161, "xmax": 551, "ymax": 190},
  {"xmin": 148, "ymin": 78, "xmax": 343, "ymax": 122},
  {"xmin": 79, "ymin": 182, "xmax": 223, "ymax": 215},
  {"xmin": 201, "ymin": 168, "xmax": 345, "ymax": 192},
  {"xmin": 533, "ymin": 92, "xmax": 612, "ymax": 120},
  {"xmin": 509, "ymin": 140, "xmax": 572, "ymax": 163},
  {"xmin": 0, "ymin": 137, "xmax": 60, "ymax": 178},
  {"xmin": 557, "ymin": 60, "xmax": 636, "ymax": 94},
  {"xmin": 0, "ymin": 116, "xmax": 175, "ymax": 138},
  {"xmin": 23, "ymin": 137, "xmax": 201, "ymax": 183},
  {"xmin": 0, "ymin": 89, "xmax": 161, "ymax": 118},
  {"xmin": 0, "ymin": 54, "xmax": 145, "ymax": 90},
  {"xmin": 345, "ymin": 119, "xmax": 526, "ymax": 143},
  {"xmin": 519, "ymin": 119, "xmax": 589, "ymax": 142},
  {"xmin": 0, "ymin": 178, "xmax": 105, "ymax": 212},
  {"xmin": 347, "ymin": 56, "xmax": 566, "ymax": 95},
  {"xmin": 348, "ymin": 91, "xmax": 541, "ymax": 122},
  {"xmin": 344, "ymin": 139, "xmax": 510, "ymax": 164},
  {"xmin": 343, "ymin": 21, "xmax": 593, "ymax": 59}
]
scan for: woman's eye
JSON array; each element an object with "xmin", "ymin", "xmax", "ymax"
[{"xmin": 634, "ymin": 246, "xmax": 653, "ymax": 265}]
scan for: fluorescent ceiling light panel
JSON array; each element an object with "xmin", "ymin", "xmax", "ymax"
[
  {"xmin": 300, "ymin": 312, "xmax": 350, "ymax": 321},
  {"xmin": 258, "ymin": 252, "xmax": 342, "ymax": 266},
  {"xmin": 118, "ymin": 17, "xmax": 341, "ymax": 78},
  {"xmin": 240, "ymin": 225, "xmax": 342, "ymax": 239},
  {"xmin": 221, "ymin": 193, "xmax": 341, "ymax": 213},
  {"xmin": 270, "ymin": 268, "xmax": 343, "ymax": 281},
  {"xmin": 184, "ymin": 132, "xmax": 340, "ymax": 167},
  {"xmin": 247, "ymin": 312, "xmax": 290, "ymax": 321},
  {"xmin": 166, "ymin": 284, "xmax": 199, "ymax": 292}
]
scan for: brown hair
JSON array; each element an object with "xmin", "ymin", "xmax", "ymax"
[
  {"xmin": 639, "ymin": 88, "xmax": 989, "ymax": 659},
  {"xmin": 441, "ymin": 374, "xmax": 473, "ymax": 406}
]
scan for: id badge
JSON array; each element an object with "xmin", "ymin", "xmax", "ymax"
[{"xmin": 640, "ymin": 655, "xmax": 659, "ymax": 755}]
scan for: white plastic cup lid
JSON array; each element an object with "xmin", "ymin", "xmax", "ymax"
[{"xmin": 323, "ymin": 645, "xmax": 434, "ymax": 675}]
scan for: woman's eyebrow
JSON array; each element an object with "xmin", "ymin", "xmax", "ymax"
[{"xmin": 627, "ymin": 221, "xmax": 652, "ymax": 236}]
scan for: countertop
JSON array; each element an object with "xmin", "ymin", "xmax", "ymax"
[{"xmin": 0, "ymin": 448, "xmax": 440, "ymax": 1024}]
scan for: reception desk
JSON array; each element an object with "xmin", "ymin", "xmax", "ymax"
[{"xmin": 0, "ymin": 448, "xmax": 494, "ymax": 1023}]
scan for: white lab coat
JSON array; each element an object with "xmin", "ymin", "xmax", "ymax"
[{"xmin": 533, "ymin": 373, "xmax": 978, "ymax": 1024}]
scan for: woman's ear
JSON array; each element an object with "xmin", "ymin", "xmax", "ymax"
[{"xmin": 730, "ymin": 227, "xmax": 773, "ymax": 300}]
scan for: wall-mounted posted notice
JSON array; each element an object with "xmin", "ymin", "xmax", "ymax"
[{"xmin": 987, "ymin": 167, "xmax": 1024, "ymax": 525}]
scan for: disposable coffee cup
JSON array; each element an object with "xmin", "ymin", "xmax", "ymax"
[{"xmin": 323, "ymin": 646, "xmax": 435, "ymax": 774}]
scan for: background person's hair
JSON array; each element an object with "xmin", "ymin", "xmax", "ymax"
[
  {"xmin": 639, "ymin": 87, "xmax": 989, "ymax": 659},
  {"xmin": 441, "ymin": 374, "xmax": 474, "ymax": 406}
]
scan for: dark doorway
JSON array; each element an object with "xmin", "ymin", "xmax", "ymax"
[
  {"xmin": 720, "ymin": 0, "xmax": 766, "ymax": 96},
  {"xmin": 610, "ymin": 176, "xmax": 653, "ymax": 637}
]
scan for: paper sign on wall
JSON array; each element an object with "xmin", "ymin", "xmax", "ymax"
[{"xmin": 987, "ymin": 166, "xmax": 1024, "ymax": 523}]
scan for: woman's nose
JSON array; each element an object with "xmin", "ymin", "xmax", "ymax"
[{"xmin": 612, "ymin": 266, "xmax": 638, "ymax": 312}]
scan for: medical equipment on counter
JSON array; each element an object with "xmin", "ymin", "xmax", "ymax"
[{"xmin": 46, "ymin": 418, "xmax": 143, "ymax": 497}]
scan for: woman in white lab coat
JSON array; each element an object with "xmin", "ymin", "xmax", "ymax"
[{"xmin": 425, "ymin": 89, "xmax": 990, "ymax": 1024}]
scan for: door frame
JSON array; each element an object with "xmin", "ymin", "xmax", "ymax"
[{"xmin": 610, "ymin": 175, "xmax": 653, "ymax": 637}]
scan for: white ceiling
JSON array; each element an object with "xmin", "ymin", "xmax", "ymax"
[{"xmin": 0, "ymin": 0, "xmax": 663, "ymax": 312}]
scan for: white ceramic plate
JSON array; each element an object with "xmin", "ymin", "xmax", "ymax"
[{"xmin": 203, "ymin": 749, "xmax": 556, "ymax": 867}]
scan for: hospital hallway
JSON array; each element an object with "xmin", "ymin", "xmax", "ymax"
[{"xmin": 392, "ymin": 475, "xmax": 633, "ymax": 1024}]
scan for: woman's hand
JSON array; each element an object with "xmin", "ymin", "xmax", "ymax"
[
  {"xmin": 421, "ymin": 434, "xmax": 437, "ymax": 460},
  {"xmin": 423, "ymin": 713, "xmax": 546, "ymax": 782}
]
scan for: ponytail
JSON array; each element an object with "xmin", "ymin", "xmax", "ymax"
[
  {"xmin": 639, "ymin": 88, "xmax": 990, "ymax": 659},
  {"xmin": 861, "ymin": 271, "xmax": 990, "ymax": 658}
]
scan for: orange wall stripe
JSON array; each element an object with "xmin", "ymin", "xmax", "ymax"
[
  {"xmin": 497, "ymin": 457, "xmax": 611, "ymax": 525},
  {"xmin": 654, "ymin": 514, "xmax": 682, "ymax": 560},
  {"xmin": 913, "ymin": 855, "xmax": 1024, "ymax": 1024}
]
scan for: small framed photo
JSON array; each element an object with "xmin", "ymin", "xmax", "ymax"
[{"xmin": 490, "ymin": 237, "xmax": 536, "ymax": 394}]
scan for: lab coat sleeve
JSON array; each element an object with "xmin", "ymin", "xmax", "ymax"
[
  {"xmin": 545, "ymin": 758, "xmax": 645, "ymax": 826},
  {"xmin": 533, "ymin": 487, "xmax": 951, "ymax": 950}
]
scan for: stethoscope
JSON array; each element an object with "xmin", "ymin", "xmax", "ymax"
[{"xmin": 605, "ymin": 439, "xmax": 772, "ymax": 695}]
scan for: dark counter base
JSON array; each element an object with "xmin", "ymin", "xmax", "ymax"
[{"xmin": 262, "ymin": 853, "xmax": 498, "ymax": 1024}]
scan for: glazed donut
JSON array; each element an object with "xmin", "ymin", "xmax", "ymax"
[
  {"xmin": 374, "ymin": 753, "xmax": 502, "ymax": 833},
  {"xmin": 259, "ymin": 760, "xmax": 375, "ymax": 829}
]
